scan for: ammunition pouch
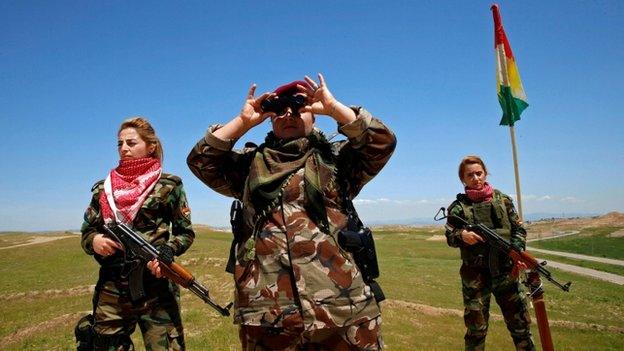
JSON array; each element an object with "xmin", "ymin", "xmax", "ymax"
[
  {"xmin": 338, "ymin": 226, "xmax": 385, "ymax": 303},
  {"xmin": 74, "ymin": 314, "xmax": 95, "ymax": 351}
]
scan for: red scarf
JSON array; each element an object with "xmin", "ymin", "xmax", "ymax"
[
  {"xmin": 99, "ymin": 157, "xmax": 162, "ymax": 224},
  {"xmin": 465, "ymin": 182, "xmax": 494, "ymax": 203}
]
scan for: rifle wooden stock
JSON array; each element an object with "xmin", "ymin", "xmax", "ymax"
[
  {"xmin": 160, "ymin": 262, "xmax": 195, "ymax": 287},
  {"xmin": 516, "ymin": 250, "xmax": 540, "ymax": 269}
]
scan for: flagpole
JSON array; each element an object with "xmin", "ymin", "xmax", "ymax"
[
  {"xmin": 492, "ymin": 3, "xmax": 526, "ymax": 221},
  {"xmin": 509, "ymin": 125, "xmax": 524, "ymax": 221}
]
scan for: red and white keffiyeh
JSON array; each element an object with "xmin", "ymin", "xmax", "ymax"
[
  {"xmin": 465, "ymin": 182, "xmax": 494, "ymax": 203},
  {"xmin": 99, "ymin": 157, "xmax": 162, "ymax": 224}
]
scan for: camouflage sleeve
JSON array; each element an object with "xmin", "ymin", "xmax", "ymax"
[
  {"xmin": 444, "ymin": 201, "xmax": 465, "ymax": 248},
  {"xmin": 186, "ymin": 124, "xmax": 256, "ymax": 199},
  {"xmin": 80, "ymin": 183, "xmax": 103, "ymax": 255},
  {"xmin": 167, "ymin": 182, "xmax": 195, "ymax": 256},
  {"xmin": 503, "ymin": 194, "xmax": 527, "ymax": 251},
  {"xmin": 337, "ymin": 107, "xmax": 397, "ymax": 198}
]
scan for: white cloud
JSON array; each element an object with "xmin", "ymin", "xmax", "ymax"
[
  {"xmin": 353, "ymin": 198, "xmax": 450, "ymax": 206},
  {"xmin": 353, "ymin": 199, "xmax": 378, "ymax": 205},
  {"xmin": 513, "ymin": 194, "xmax": 581, "ymax": 203},
  {"xmin": 560, "ymin": 196, "xmax": 583, "ymax": 204}
]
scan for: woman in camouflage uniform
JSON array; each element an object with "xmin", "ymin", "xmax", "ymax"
[
  {"xmin": 444, "ymin": 155, "xmax": 535, "ymax": 351},
  {"xmin": 81, "ymin": 117, "xmax": 195, "ymax": 350},
  {"xmin": 187, "ymin": 74, "xmax": 396, "ymax": 350}
]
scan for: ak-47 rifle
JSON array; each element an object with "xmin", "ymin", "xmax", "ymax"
[
  {"xmin": 103, "ymin": 223, "xmax": 232, "ymax": 316},
  {"xmin": 435, "ymin": 207, "xmax": 571, "ymax": 351}
]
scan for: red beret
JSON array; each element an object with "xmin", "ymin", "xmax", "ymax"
[{"xmin": 273, "ymin": 80, "xmax": 311, "ymax": 96}]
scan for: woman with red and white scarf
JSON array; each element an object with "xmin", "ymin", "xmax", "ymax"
[
  {"xmin": 80, "ymin": 117, "xmax": 195, "ymax": 351},
  {"xmin": 444, "ymin": 156, "xmax": 535, "ymax": 351}
]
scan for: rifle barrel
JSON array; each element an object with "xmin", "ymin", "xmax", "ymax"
[{"xmin": 188, "ymin": 281, "xmax": 231, "ymax": 316}]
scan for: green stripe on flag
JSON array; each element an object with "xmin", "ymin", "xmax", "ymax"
[{"xmin": 498, "ymin": 85, "xmax": 528, "ymax": 126}]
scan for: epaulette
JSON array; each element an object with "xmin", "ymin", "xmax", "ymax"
[
  {"xmin": 455, "ymin": 193, "xmax": 469, "ymax": 203},
  {"xmin": 448, "ymin": 197, "xmax": 462, "ymax": 211},
  {"xmin": 91, "ymin": 180, "xmax": 105, "ymax": 193},
  {"xmin": 497, "ymin": 190, "xmax": 513, "ymax": 202},
  {"xmin": 160, "ymin": 173, "xmax": 182, "ymax": 185}
]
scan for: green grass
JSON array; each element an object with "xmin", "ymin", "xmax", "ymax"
[
  {"xmin": 1, "ymin": 228, "xmax": 623, "ymax": 350},
  {"xmin": 529, "ymin": 227, "xmax": 624, "ymax": 259}
]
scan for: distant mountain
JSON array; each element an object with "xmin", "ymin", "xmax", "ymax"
[
  {"xmin": 523, "ymin": 212, "xmax": 600, "ymax": 221},
  {"xmin": 366, "ymin": 217, "xmax": 438, "ymax": 226}
]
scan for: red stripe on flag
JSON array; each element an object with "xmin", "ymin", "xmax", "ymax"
[{"xmin": 491, "ymin": 4, "xmax": 515, "ymax": 59}]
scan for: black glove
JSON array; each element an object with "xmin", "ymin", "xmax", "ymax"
[{"xmin": 158, "ymin": 245, "xmax": 175, "ymax": 265}]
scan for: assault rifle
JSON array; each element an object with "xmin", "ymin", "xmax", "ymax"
[
  {"xmin": 435, "ymin": 207, "xmax": 571, "ymax": 351},
  {"xmin": 434, "ymin": 207, "xmax": 571, "ymax": 292},
  {"xmin": 103, "ymin": 223, "xmax": 233, "ymax": 316}
]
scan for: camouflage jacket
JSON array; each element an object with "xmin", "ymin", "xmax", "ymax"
[
  {"xmin": 81, "ymin": 173, "xmax": 195, "ymax": 269},
  {"xmin": 444, "ymin": 189, "xmax": 527, "ymax": 263},
  {"xmin": 187, "ymin": 107, "xmax": 396, "ymax": 329}
]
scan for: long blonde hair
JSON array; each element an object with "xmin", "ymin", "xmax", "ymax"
[{"xmin": 118, "ymin": 117, "xmax": 163, "ymax": 161}]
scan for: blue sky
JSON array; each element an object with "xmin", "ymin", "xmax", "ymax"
[{"xmin": 1, "ymin": 1, "xmax": 622, "ymax": 231}]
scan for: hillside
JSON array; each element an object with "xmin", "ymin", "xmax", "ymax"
[{"xmin": 526, "ymin": 211, "xmax": 624, "ymax": 239}]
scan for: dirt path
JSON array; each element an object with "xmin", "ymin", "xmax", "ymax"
[
  {"xmin": 0, "ymin": 285, "xmax": 95, "ymax": 301},
  {"xmin": 1, "ymin": 311, "xmax": 89, "ymax": 346},
  {"xmin": 528, "ymin": 247, "xmax": 624, "ymax": 267},
  {"xmin": 383, "ymin": 299, "xmax": 624, "ymax": 333},
  {"xmin": 537, "ymin": 259, "xmax": 624, "ymax": 285},
  {"xmin": 527, "ymin": 230, "xmax": 580, "ymax": 242},
  {"xmin": 526, "ymin": 246, "xmax": 624, "ymax": 285},
  {"xmin": 0, "ymin": 235, "xmax": 76, "ymax": 250}
]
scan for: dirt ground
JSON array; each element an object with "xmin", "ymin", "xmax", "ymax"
[{"xmin": 0, "ymin": 235, "xmax": 76, "ymax": 250}]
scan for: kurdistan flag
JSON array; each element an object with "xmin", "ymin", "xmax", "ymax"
[{"xmin": 491, "ymin": 4, "xmax": 528, "ymax": 126}]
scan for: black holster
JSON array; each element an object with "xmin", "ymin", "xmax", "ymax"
[
  {"xmin": 338, "ymin": 215, "xmax": 385, "ymax": 303},
  {"xmin": 338, "ymin": 227, "xmax": 380, "ymax": 283},
  {"xmin": 227, "ymin": 199, "xmax": 244, "ymax": 274}
]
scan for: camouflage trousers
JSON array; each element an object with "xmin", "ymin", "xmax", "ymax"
[
  {"xmin": 92, "ymin": 278, "xmax": 185, "ymax": 351},
  {"xmin": 460, "ymin": 263, "xmax": 535, "ymax": 351},
  {"xmin": 239, "ymin": 316, "xmax": 383, "ymax": 351}
]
